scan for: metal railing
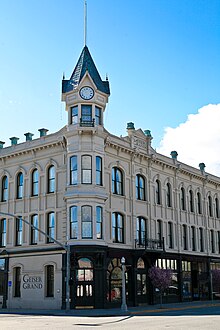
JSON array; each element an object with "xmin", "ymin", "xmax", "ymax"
[
  {"xmin": 80, "ymin": 118, "xmax": 95, "ymax": 127},
  {"xmin": 135, "ymin": 237, "xmax": 165, "ymax": 252}
]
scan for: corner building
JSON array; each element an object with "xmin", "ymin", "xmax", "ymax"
[{"xmin": 0, "ymin": 46, "xmax": 220, "ymax": 309}]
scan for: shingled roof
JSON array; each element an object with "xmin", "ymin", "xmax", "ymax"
[{"xmin": 62, "ymin": 46, "xmax": 110, "ymax": 95}]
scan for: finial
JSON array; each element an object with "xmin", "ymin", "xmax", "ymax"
[
  {"xmin": 63, "ymin": 72, "xmax": 65, "ymax": 80},
  {"xmin": 84, "ymin": 0, "xmax": 87, "ymax": 46}
]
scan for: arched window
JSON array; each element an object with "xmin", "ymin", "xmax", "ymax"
[
  {"xmin": 166, "ymin": 183, "xmax": 172, "ymax": 207},
  {"xmin": 181, "ymin": 187, "xmax": 186, "ymax": 210},
  {"xmin": 70, "ymin": 206, "xmax": 78, "ymax": 239},
  {"xmin": 32, "ymin": 169, "xmax": 39, "ymax": 196},
  {"xmin": 45, "ymin": 265, "xmax": 54, "ymax": 297},
  {"xmin": 137, "ymin": 257, "xmax": 145, "ymax": 269},
  {"xmin": 189, "ymin": 190, "xmax": 194, "ymax": 212},
  {"xmin": 2, "ymin": 176, "xmax": 8, "ymax": 202},
  {"xmin": 197, "ymin": 192, "xmax": 202, "ymax": 214},
  {"xmin": 81, "ymin": 205, "xmax": 92, "ymax": 238},
  {"xmin": 48, "ymin": 165, "xmax": 55, "ymax": 193},
  {"xmin": 155, "ymin": 179, "xmax": 161, "ymax": 205},
  {"xmin": 112, "ymin": 167, "xmax": 123, "ymax": 195},
  {"xmin": 215, "ymin": 198, "xmax": 219, "ymax": 218},
  {"xmin": 17, "ymin": 172, "xmax": 23, "ymax": 199},
  {"xmin": 112, "ymin": 212, "xmax": 124, "ymax": 243},
  {"xmin": 136, "ymin": 217, "xmax": 146, "ymax": 245},
  {"xmin": 208, "ymin": 195, "xmax": 213, "ymax": 217},
  {"xmin": 107, "ymin": 258, "xmax": 126, "ymax": 303},
  {"xmin": 136, "ymin": 174, "xmax": 145, "ymax": 200}
]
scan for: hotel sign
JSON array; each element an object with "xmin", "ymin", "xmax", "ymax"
[{"xmin": 22, "ymin": 274, "xmax": 43, "ymax": 289}]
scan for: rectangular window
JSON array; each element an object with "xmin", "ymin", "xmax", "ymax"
[
  {"xmin": 211, "ymin": 230, "xmax": 215, "ymax": 253},
  {"xmin": 71, "ymin": 106, "xmax": 78, "ymax": 124},
  {"xmin": 168, "ymin": 222, "xmax": 173, "ymax": 248},
  {"xmin": 82, "ymin": 155, "xmax": 92, "ymax": 184},
  {"xmin": 2, "ymin": 176, "xmax": 8, "ymax": 202},
  {"xmin": 96, "ymin": 206, "xmax": 103, "ymax": 239},
  {"xmin": 96, "ymin": 156, "xmax": 102, "ymax": 185},
  {"xmin": 183, "ymin": 224, "xmax": 187, "ymax": 250},
  {"xmin": 46, "ymin": 265, "xmax": 54, "ymax": 297},
  {"xmin": 0, "ymin": 219, "xmax": 6, "ymax": 247},
  {"xmin": 70, "ymin": 206, "xmax": 78, "ymax": 239},
  {"xmin": 82, "ymin": 206, "xmax": 92, "ymax": 238},
  {"xmin": 31, "ymin": 214, "xmax": 38, "ymax": 245},
  {"xmin": 47, "ymin": 213, "xmax": 55, "ymax": 243},
  {"xmin": 199, "ymin": 227, "xmax": 204, "ymax": 252},
  {"xmin": 191, "ymin": 226, "xmax": 196, "ymax": 251},
  {"xmin": 95, "ymin": 106, "xmax": 102, "ymax": 125},
  {"xmin": 70, "ymin": 156, "xmax": 77, "ymax": 185},
  {"xmin": 81, "ymin": 105, "xmax": 92, "ymax": 123},
  {"xmin": 16, "ymin": 217, "xmax": 22, "ymax": 246},
  {"xmin": 14, "ymin": 267, "xmax": 21, "ymax": 297}
]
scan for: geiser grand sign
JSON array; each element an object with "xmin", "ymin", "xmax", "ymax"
[{"xmin": 22, "ymin": 274, "xmax": 43, "ymax": 289}]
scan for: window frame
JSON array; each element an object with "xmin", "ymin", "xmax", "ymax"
[
  {"xmin": 215, "ymin": 198, "xmax": 220, "ymax": 218},
  {"xmin": 48, "ymin": 165, "xmax": 55, "ymax": 193},
  {"xmin": 31, "ymin": 214, "xmax": 38, "ymax": 245},
  {"xmin": 183, "ymin": 224, "xmax": 187, "ymax": 250},
  {"xmin": 70, "ymin": 206, "xmax": 78, "ymax": 239},
  {"xmin": 191, "ymin": 226, "xmax": 196, "ymax": 251},
  {"xmin": 155, "ymin": 179, "xmax": 161, "ymax": 205},
  {"xmin": 95, "ymin": 106, "xmax": 102, "ymax": 125},
  {"xmin": 0, "ymin": 218, "xmax": 6, "ymax": 247},
  {"xmin": 168, "ymin": 221, "xmax": 173, "ymax": 249},
  {"xmin": 189, "ymin": 189, "xmax": 194, "ymax": 212},
  {"xmin": 208, "ymin": 195, "xmax": 213, "ymax": 217},
  {"xmin": 2, "ymin": 176, "xmax": 8, "ymax": 202},
  {"xmin": 15, "ymin": 216, "xmax": 22, "ymax": 246},
  {"xmin": 199, "ymin": 227, "xmax": 204, "ymax": 252},
  {"xmin": 70, "ymin": 156, "xmax": 77, "ymax": 185},
  {"xmin": 17, "ymin": 172, "xmax": 23, "ymax": 199},
  {"xmin": 112, "ymin": 212, "xmax": 124, "ymax": 243},
  {"xmin": 81, "ymin": 104, "xmax": 92, "ymax": 123},
  {"xmin": 96, "ymin": 156, "xmax": 102, "ymax": 186},
  {"xmin": 112, "ymin": 167, "xmax": 123, "ymax": 195},
  {"xmin": 14, "ymin": 267, "xmax": 21, "ymax": 297},
  {"xmin": 136, "ymin": 174, "xmax": 146, "ymax": 201},
  {"xmin": 181, "ymin": 187, "xmax": 186, "ymax": 211},
  {"xmin": 81, "ymin": 205, "xmax": 92, "ymax": 239},
  {"xmin": 81, "ymin": 155, "xmax": 92, "ymax": 184},
  {"xmin": 71, "ymin": 105, "xmax": 78, "ymax": 124},
  {"xmin": 32, "ymin": 169, "xmax": 39, "ymax": 196},
  {"xmin": 96, "ymin": 206, "xmax": 103, "ymax": 239},
  {"xmin": 166, "ymin": 183, "xmax": 172, "ymax": 207},
  {"xmin": 197, "ymin": 192, "xmax": 202, "ymax": 214},
  {"xmin": 47, "ymin": 212, "xmax": 55, "ymax": 243},
  {"xmin": 136, "ymin": 216, "xmax": 146, "ymax": 245},
  {"xmin": 45, "ymin": 265, "xmax": 54, "ymax": 298}
]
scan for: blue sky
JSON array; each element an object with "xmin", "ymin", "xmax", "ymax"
[{"xmin": 0, "ymin": 0, "xmax": 220, "ymax": 172}]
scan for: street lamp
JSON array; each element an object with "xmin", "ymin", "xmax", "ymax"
[
  {"xmin": 0, "ymin": 211, "xmax": 71, "ymax": 311},
  {"xmin": 121, "ymin": 256, "xmax": 128, "ymax": 312}
]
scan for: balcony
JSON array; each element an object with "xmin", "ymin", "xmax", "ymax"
[
  {"xmin": 135, "ymin": 237, "xmax": 165, "ymax": 252},
  {"xmin": 80, "ymin": 118, "xmax": 95, "ymax": 127}
]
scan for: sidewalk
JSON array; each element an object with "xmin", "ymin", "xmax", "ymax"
[{"xmin": 1, "ymin": 300, "xmax": 220, "ymax": 317}]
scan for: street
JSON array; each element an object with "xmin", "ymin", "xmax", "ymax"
[{"xmin": 0, "ymin": 305, "xmax": 220, "ymax": 330}]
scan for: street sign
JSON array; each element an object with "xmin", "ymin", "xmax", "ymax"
[{"xmin": 8, "ymin": 281, "xmax": 12, "ymax": 287}]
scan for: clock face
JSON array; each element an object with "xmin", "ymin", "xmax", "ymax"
[{"xmin": 79, "ymin": 86, "xmax": 94, "ymax": 100}]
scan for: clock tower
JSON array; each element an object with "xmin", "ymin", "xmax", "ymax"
[{"xmin": 61, "ymin": 46, "xmax": 110, "ymax": 130}]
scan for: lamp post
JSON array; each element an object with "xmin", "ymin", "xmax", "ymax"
[
  {"xmin": 0, "ymin": 211, "xmax": 71, "ymax": 311},
  {"xmin": 121, "ymin": 257, "xmax": 128, "ymax": 312}
]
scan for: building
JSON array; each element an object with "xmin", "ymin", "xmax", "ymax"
[{"xmin": 0, "ymin": 45, "xmax": 220, "ymax": 310}]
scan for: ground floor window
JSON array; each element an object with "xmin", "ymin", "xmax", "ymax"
[
  {"xmin": 45, "ymin": 265, "xmax": 54, "ymax": 297},
  {"xmin": 106, "ymin": 258, "xmax": 128, "ymax": 303},
  {"xmin": 13, "ymin": 267, "xmax": 21, "ymax": 297}
]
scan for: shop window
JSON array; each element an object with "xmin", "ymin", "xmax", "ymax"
[
  {"xmin": 81, "ymin": 206, "xmax": 92, "ymax": 238},
  {"xmin": 155, "ymin": 179, "xmax": 161, "ymax": 205},
  {"xmin": 96, "ymin": 156, "xmax": 102, "ymax": 185},
  {"xmin": 14, "ymin": 267, "xmax": 21, "ymax": 297},
  {"xmin": 197, "ymin": 192, "xmax": 202, "ymax": 214},
  {"xmin": 166, "ymin": 182, "xmax": 172, "ymax": 207},
  {"xmin": 112, "ymin": 212, "xmax": 124, "ymax": 243},
  {"xmin": 48, "ymin": 165, "xmax": 55, "ymax": 193},
  {"xmin": 45, "ymin": 265, "xmax": 54, "ymax": 297},
  {"xmin": 17, "ymin": 172, "xmax": 23, "ymax": 199},
  {"xmin": 2, "ymin": 176, "xmax": 8, "ymax": 202},
  {"xmin": 136, "ymin": 217, "xmax": 146, "ymax": 245},
  {"xmin": 81, "ymin": 155, "xmax": 92, "ymax": 184},
  {"xmin": 15, "ymin": 216, "xmax": 22, "ymax": 246},
  {"xmin": 71, "ymin": 105, "xmax": 78, "ymax": 124},
  {"xmin": 112, "ymin": 167, "xmax": 123, "ymax": 195},
  {"xmin": 32, "ymin": 169, "xmax": 39, "ymax": 196},
  {"xmin": 70, "ymin": 206, "xmax": 78, "ymax": 239},
  {"xmin": 0, "ymin": 219, "xmax": 6, "ymax": 247},
  {"xmin": 47, "ymin": 212, "xmax": 55, "ymax": 243},
  {"xmin": 107, "ymin": 258, "xmax": 126, "ymax": 303},
  {"xmin": 70, "ymin": 156, "xmax": 77, "ymax": 185},
  {"xmin": 181, "ymin": 187, "xmax": 186, "ymax": 210},
  {"xmin": 189, "ymin": 190, "xmax": 194, "ymax": 212},
  {"xmin": 96, "ymin": 206, "xmax": 103, "ymax": 239},
  {"xmin": 30, "ymin": 214, "xmax": 38, "ymax": 245}
]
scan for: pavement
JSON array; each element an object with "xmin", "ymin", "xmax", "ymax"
[{"xmin": 1, "ymin": 300, "xmax": 220, "ymax": 317}]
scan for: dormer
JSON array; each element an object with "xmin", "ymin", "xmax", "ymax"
[{"xmin": 62, "ymin": 46, "xmax": 110, "ymax": 129}]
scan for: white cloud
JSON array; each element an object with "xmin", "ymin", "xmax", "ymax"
[{"xmin": 158, "ymin": 104, "xmax": 220, "ymax": 176}]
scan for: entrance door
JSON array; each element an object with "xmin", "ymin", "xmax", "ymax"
[{"xmin": 75, "ymin": 258, "xmax": 94, "ymax": 308}]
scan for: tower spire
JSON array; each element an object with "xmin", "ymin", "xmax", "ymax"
[{"xmin": 84, "ymin": 0, "xmax": 87, "ymax": 46}]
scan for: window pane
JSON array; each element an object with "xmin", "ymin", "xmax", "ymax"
[
  {"xmin": 48, "ymin": 166, "xmax": 55, "ymax": 193},
  {"xmin": 82, "ymin": 206, "xmax": 92, "ymax": 238},
  {"xmin": 70, "ymin": 156, "xmax": 77, "ymax": 185},
  {"xmin": 32, "ymin": 169, "xmax": 39, "ymax": 196},
  {"xmin": 71, "ymin": 106, "xmax": 78, "ymax": 124},
  {"xmin": 96, "ymin": 206, "xmax": 102, "ymax": 239},
  {"xmin": 70, "ymin": 206, "xmax": 78, "ymax": 239}
]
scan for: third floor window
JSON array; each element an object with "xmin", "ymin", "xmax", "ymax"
[
  {"xmin": 136, "ymin": 175, "xmax": 145, "ymax": 201},
  {"xmin": 112, "ymin": 167, "xmax": 123, "ymax": 195}
]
